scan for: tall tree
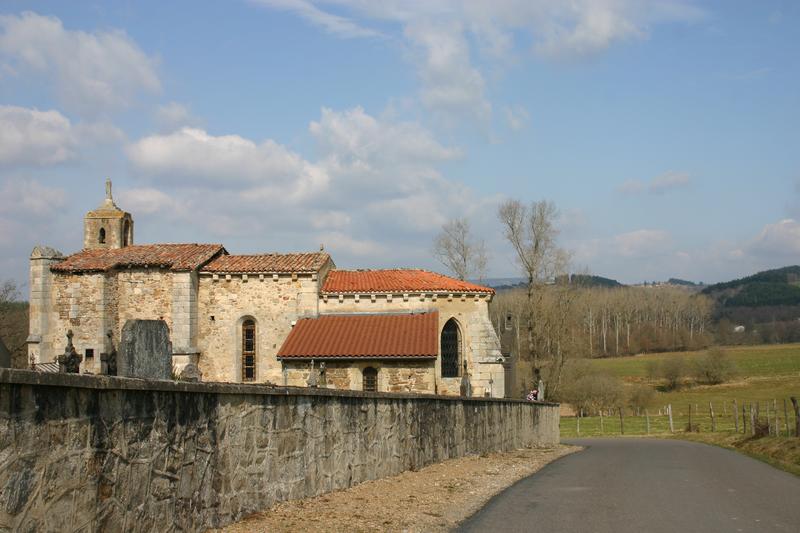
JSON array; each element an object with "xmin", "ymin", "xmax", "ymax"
[
  {"xmin": 497, "ymin": 199, "xmax": 570, "ymax": 396},
  {"xmin": 432, "ymin": 217, "xmax": 487, "ymax": 281}
]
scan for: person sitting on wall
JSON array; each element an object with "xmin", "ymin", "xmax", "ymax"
[{"xmin": 526, "ymin": 389, "xmax": 539, "ymax": 402}]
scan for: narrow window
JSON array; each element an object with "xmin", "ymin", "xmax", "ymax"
[
  {"xmin": 242, "ymin": 319, "xmax": 256, "ymax": 381},
  {"xmin": 123, "ymin": 220, "xmax": 130, "ymax": 246},
  {"xmin": 85, "ymin": 349, "xmax": 94, "ymax": 359},
  {"xmin": 441, "ymin": 319, "xmax": 461, "ymax": 378},
  {"xmin": 98, "ymin": 227, "xmax": 106, "ymax": 244},
  {"xmin": 363, "ymin": 367, "xmax": 378, "ymax": 392}
]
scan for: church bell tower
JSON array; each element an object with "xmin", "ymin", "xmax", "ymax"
[{"xmin": 83, "ymin": 179, "xmax": 134, "ymax": 250}]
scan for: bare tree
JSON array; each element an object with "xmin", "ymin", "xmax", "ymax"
[
  {"xmin": 498, "ymin": 199, "xmax": 570, "ymax": 396},
  {"xmin": 432, "ymin": 217, "xmax": 488, "ymax": 281}
]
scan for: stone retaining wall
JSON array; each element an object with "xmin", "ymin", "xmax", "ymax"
[{"xmin": 0, "ymin": 369, "xmax": 559, "ymax": 532}]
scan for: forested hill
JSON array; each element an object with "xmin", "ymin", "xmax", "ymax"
[
  {"xmin": 701, "ymin": 266, "xmax": 800, "ymax": 307},
  {"xmin": 565, "ymin": 274, "xmax": 623, "ymax": 288}
]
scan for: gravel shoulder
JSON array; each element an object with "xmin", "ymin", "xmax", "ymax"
[{"xmin": 215, "ymin": 445, "xmax": 579, "ymax": 533}]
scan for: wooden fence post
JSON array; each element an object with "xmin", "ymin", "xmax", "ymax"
[
  {"xmin": 576, "ymin": 413, "xmax": 581, "ymax": 437},
  {"xmin": 742, "ymin": 403, "xmax": 747, "ymax": 435},
  {"xmin": 733, "ymin": 399, "xmax": 739, "ymax": 433},
  {"xmin": 791, "ymin": 397, "xmax": 800, "ymax": 437},
  {"xmin": 688, "ymin": 403, "xmax": 693, "ymax": 432},
  {"xmin": 668, "ymin": 404, "xmax": 674, "ymax": 434},
  {"xmin": 709, "ymin": 402, "xmax": 715, "ymax": 432},
  {"xmin": 645, "ymin": 409, "xmax": 650, "ymax": 435},
  {"xmin": 750, "ymin": 404, "xmax": 756, "ymax": 436},
  {"xmin": 773, "ymin": 399, "xmax": 778, "ymax": 436},
  {"xmin": 784, "ymin": 399, "xmax": 790, "ymax": 436},
  {"xmin": 619, "ymin": 408, "xmax": 625, "ymax": 435}
]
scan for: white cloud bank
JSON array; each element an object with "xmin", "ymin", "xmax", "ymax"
[
  {"xmin": 0, "ymin": 12, "xmax": 160, "ymax": 116},
  {"xmin": 124, "ymin": 106, "xmax": 477, "ymax": 266},
  {"xmin": 253, "ymin": 1, "xmax": 704, "ymax": 122},
  {"xmin": 0, "ymin": 105, "xmax": 75, "ymax": 165}
]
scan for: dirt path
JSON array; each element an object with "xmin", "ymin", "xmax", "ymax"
[{"xmin": 216, "ymin": 445, "xmax": 579, "ymax": 533}]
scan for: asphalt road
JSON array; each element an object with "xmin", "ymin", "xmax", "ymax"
[{"xmin": 458, "ymin": 438, "xmax": 800, "ymax": 533}]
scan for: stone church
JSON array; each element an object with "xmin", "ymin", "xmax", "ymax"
[{"xmin": 27, "ymin": 182, "xmax": 505, "ymax": 397}]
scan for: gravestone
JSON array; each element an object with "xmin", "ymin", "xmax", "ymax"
[{"xmin": 118, "ymin": 320, "xmax": 172, "ymax": 380}]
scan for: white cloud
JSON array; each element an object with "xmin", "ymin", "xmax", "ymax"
[
  {"xmin": 0, "ymin": 179, "xmax": 66, "ymax": 216},
  {"xmin": 504, "ymin": 105, "xmax": 530, "ymax": 131},
  {"xmin": 115, "ymin": 187, "xmax": 185, "ymax": 216},
  {"xmin": 251, "ymin": 1, "xmax": 703, "ymax": 122},
  {"xmin": 155, "ymin": 102, "xmax": 202, "ymax": 132},
  {"xmin": 404, "ymin": 21, "xmax": 491, "ymax": 123},
  {"xmin": 747, "ymin": 219, "xmax": 800, "ymax": 258},
  {"xmin": 0, "ymin": 105, "xmax": 75, "ymax": 165},
  {"xmin": 612, "ymin": 229, "xmax": 673, "ymax": 258},
  {"xmin": 126, "ymin": 127, "xmax": 329, "ymax": 200},
  {"xmin": 0, "ymin": 12, "xmax": 160, "ymax": 116},
  {"xmin": 123, "ymin": 106, "xmax": 476, "ymax": 268},
  {"xmin": 250, "ymin": 0, "xmax": 380, "ymax": 38},
  {"xmin": 618, "ymin": 171, "xmax": 691, "ymax": 195}
]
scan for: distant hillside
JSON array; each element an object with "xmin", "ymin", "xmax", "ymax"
[
  {"xmin": 667, "ymin": 278, "xmax": 702, "ymax": 287},
  {"xmin": 702, "ymin": 266, "xmax": 800, "ymax": 307},
  {"xmin": 565, "ymin": 274, "xmax": 623, "ymax": 288}
]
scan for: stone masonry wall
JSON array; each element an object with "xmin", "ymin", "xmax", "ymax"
[
  {"xmin": 196, "ymin": 273, "xmax": 320, "ymax": 384},
  {"xmin": 0, "ymin": 369, "xmax": 559, "ymax": 533},
  {"xmin": 319, "ymin": 294, "xmax": 503, "ymax": 397},
  {"xmin": 282, "ymin": 360, "xmax": 435, "ymax": 393},
  {"xmin": 39, "ymin": 270, "xmax": 173, "ymax": 373}
]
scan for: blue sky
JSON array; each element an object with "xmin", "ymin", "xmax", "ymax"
[{"xmin": 1, "ymin": 0, "xmax": 798, "ymax": 289}]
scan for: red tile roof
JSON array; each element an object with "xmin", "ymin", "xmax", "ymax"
[
  {"xmin": 322, "ymin": 269, "xmax": 494, "ymax": 294},
  {"xmin": 202, "ymin": 252, "xmax": 331, "ymax": 273},
  {"xmin": 277, "ymin": 312, "xmax": 439, "ymax": 359},
  {"xmin": 51, "ymin": 244, "xmax": 225, "ymax": 273}
]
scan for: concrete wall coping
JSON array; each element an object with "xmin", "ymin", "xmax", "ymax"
[{"xmin": 0, "ymin": 368, "xmax": 558, "ymax": 406}]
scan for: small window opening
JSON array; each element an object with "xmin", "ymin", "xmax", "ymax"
[
  {"xmin": 85, "ymin": 349, "xmax": 94, "ymax": 359},
  {"xmin": 123, "ymin": 220, "xmax": 130, "ymax": 246},
  {"xmin": 363, "ymin": 367, "xmax": 378, "ymax": 392},
  {"xmin": 242, "ymin": 319, "xmax": 256, "ymax": 382},
  {"xmin": 98, "ymin": 227, "xmax": 106, "ymax": 244}
]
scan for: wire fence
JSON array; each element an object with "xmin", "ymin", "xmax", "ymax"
[{"xmin": 562, "ymin": 398, "xmax": 800, "ymax": 438}]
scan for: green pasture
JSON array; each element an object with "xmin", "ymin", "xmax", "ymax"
[
  {"xmin": 560, "ymin": 343, "xmax": 800, "ymax": 439},
  {"xmin": 588, "ymin": 343, "xmax": 800, "ymax": 380}
]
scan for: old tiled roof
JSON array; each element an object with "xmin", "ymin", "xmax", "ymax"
[
  {"xmin": 277, "ymin": 312, "xmax": 439, "ymax": 359},
  {"xmin": 51, "ymin": 244, "xmax": 225, "ymax": 273},
  {"xmin": 321, "ymin": 269, "xmax": 494, "ymax": 294},
  {"xmin": 202, "ymin": 252, "xmax": 330, "ymax": 274}
]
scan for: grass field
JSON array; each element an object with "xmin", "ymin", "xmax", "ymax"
[{"xmin": 560, "ymin": 343, "xmax": 800, "ymax": 440}]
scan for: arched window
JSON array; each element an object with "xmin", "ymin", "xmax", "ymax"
[
  {"xmin": 363, "ymin": 367, "xmax": 378, "ymax": 392},
  {"xmin": 441, "ymin": 319, "xmax": 461, "ymax": 378},
  {"xmin": 98, "ymin": 227, "xmax": 106, "ymax": 244},
  {"xmin": 123, "ymin": 220, "xmax": 130, "ymax": 246},
  {"xmin": 242, "ymin": 319, "xmax": 256, "ymax": 381}
]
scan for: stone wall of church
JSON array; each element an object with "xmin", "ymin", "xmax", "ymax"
[
  {"xmin": 318, "ymin": 294, "xmax": 504, "ymax": 397},
  {"xmin": 37, "ymin": 269, "xmax": 174, "ymax": 373},
  {"xmin": 196, "ymin": 273, "xmax": 320, "ymax": 384},
  {"xmin": 281, "ymin": 360, "xmax": 435, "ymax": 393}
]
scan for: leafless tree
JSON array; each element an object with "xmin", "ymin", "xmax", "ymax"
[
  {"xmin": 497, "ymin": 199, "xmax": 571, "ymax": 397},
  {"xmin": 432, "ymin": 217, "xmax": 487, "ymax": 281}
]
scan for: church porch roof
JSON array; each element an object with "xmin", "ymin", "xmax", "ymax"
[{"xmin": 277, "ymin": 311, "xmax": 439, "ymax": 359}]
